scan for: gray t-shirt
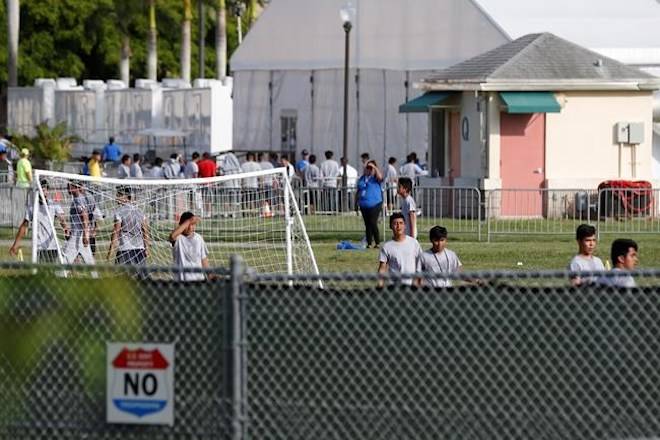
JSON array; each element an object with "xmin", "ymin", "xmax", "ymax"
[
  {"xmin": 568, "ymin": 255, "xmax": 605, "ymax": 284},
  {"xmin": 379, "ymin": 236, "xmax": 423, "ymax": 285},
  {"xmin": 184, "ymin": 161, "xmax": 199, "ymax": 179},
  {"xmin": 597, "ymin": 268, "xmax": 636, "ymax": 288},
  {"xmin": 320, "ymin": 160, "xmax": 340, "ymax": 188},
  {"xmin": 172, "ymin": 232, "xmax": 209, "ymax": 281},
  {"xmin": 118, "ymin": 164, "xmax": 130, "ymax": 179},
  {"xmin": 400, "ymin": 195, "xmax": 417, "ymax": 238},
  {"xmin": 69, "ymin": 195, "xmax": 89, "ymax": 234},
  {"xmin": 420, "ymin": 248, "xmax": 462, "ymax": 287},
  {"xmin": 163, "ymin": 160, "xmax": 182, "ymax": 179},
  {"xmin": 26, "ymin": 202, "xmax": 64, "ymax": 250},
  {"xmin": 130, "ymin": 163, "xmax": 143, "ymax": 178},
  {"xmin": 114, "ymin": 204, "xmax": 146, "ymax": 251},
  {"xmin": 304, "ymin": 164, "xmax": 321, "ymax": 188}
]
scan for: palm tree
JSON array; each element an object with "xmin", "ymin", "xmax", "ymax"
[
  {"xmin": 147, "ymin": 0, "xmax": 158, "ymax": 81},
  {"xmin": 181, "ymin": 0, "xmax": 192, "ymax": 83},
  {"xmin": 215, "ymin": 0, "xmax": 227, "ymax": 79},
  {"xmin": 7, "ymin": 0, "xmax": 20, "ymax": 86},
  {"xmin": 113, "ymin": 0, "xmax": 141, "ymax": 86}
]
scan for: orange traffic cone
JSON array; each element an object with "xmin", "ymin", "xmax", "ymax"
[{"xmin": 260, "ymin": 202, "xmax": 273, "ymax": 218}]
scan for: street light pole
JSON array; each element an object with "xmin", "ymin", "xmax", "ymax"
[
  {"xmin": 235, "ymin": 3, "xmax": 245, "ymax": 44},
  {"xmin": 340, "ymin": 3, "xmax": 355, "ymax": 211}
]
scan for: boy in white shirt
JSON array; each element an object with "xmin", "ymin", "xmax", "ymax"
[
  {"xmin": 169, "ymin": 211, "xmax": 210, "ymax": 282},
  {"xmin": 378, "ymin": 213, "xmax": 423, "ymax": 287},
  {"xmin": 598, "ymin": 238, "xmax": 638, "ymax": 288},
  {"xmin": 420, "ymin": 226, "xmax": 462, "ymax": 287},
  {"xmin": 568, "ymin": 224, "xmax": 605, "ymax": 286},
  {"xmin": 397, "ymin": 177, "xmax": 417, "ymax": 239}
]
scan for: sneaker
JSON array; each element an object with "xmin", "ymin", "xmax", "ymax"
[{"xmin": 374, "ymin": 244, "xmax": 380, "ymax": 249}]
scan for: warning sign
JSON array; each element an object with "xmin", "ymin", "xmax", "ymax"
[{"xmin": 107, "ymin": 343, "xmax": 175, "ymax": 425}]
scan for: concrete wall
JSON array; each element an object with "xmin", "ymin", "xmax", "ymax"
[{"xmin": 545, "ymin": 91, "xmax": 655, "ymax": 189}]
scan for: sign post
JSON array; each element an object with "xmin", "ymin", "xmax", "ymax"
[{"xmin": 107, "ymin": 343, "xmax": 175, "ymax": 425}]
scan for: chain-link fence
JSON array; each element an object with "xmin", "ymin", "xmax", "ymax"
[
  {"xmin": 4, "ymin": 261, "xmax": 660, "ymax": 439},
  {"xmin": 0, "ymin": 263, "xmax": 233, "ymax": 439}
]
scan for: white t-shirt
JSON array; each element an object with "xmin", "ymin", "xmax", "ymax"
[
  {"xmin": 149, "ymin": 165, "xmax": 164, "ymax": 179},
  {"xmin": 130, "ymin": 163, "xmax": 143, "ymax": 178},
  {"xmin": 260, "ymin": 160, "xmax": 274, "ymax": 187},
  {"xmin": 117, "ymin": 164, "xmax": 131, "ymax": 179},
  {"xmin": 241, "ymin": 161, "xmax": 262, "ymax": 189},
  {"xmin": 400, "ymin": 195, "xmax": 417, "ymax": 238},
  {"xmin": 172, "ymin": 232, "xmax": 209, "ymax": 282},
  {"xmin": 379, "ymin": 236, "xmax": 423, "ymax": 285},
  {"xmin": 184, "ymin": 161, "xmax": 199, "ymax": 179},
  {"xmin": 114, "ymin": 204, "xmax": 146, "ymax": 251},
  {"xmin": 26, "ymin": 202, "xmax": 64, "ymax": 250},
  {"xmin": 568, "ymin": 254, "xmax": 605, "ymax": 285},
  {"xmin": 337, "ymin": 164, "xmax": 358, "ymax": 187},
  {"xmin": 399, "ymin": 162, "xmax": 426, "ymax": 180},
  {"xmin": 320, "ymin": 159, "xmax": 340, "ymax": 188},
  {"xmin": 384, "ymin": 164, "xmax": 398, "ymax": 186},
  {"xmin": 597, "ymin": 268, "xmax": 636, "ymax": 288},
  {"xmin": 163, "ymin": 160, "xmax": 182, "ymax": 179},
  {"xmin": 421, "ymin": 248, "xmax": 462, "ymax": 287}
]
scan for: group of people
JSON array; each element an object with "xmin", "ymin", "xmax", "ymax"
[
  {"xmin": 377, "ymin": 217, "xmax": 640, "ymax": 288},
  {"xmin": 8, "ymin": 178, "xmax": 208, "ymax": 282}
]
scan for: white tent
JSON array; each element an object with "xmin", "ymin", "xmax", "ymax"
[{"xmin": 230, "ymin": 0, "xmax": 660, "ymax": 167}]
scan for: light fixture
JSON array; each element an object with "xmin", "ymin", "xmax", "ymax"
[{"xmin": 340, "ymin": 2, "xmax": 356, "ymax": 25}]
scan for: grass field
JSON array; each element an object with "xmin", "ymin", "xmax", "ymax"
[
  {"xmin": 2, "ymin": 220, "xmax": 659, "ymax": 274},
  {"xmin": 312, "ymin": 232, "xmax": 660, "ymax": 273}
]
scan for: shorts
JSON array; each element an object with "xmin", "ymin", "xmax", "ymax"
[
  {"xmin": 62, "ymin": 233, "xmax": 96, "ymax": 265},
  {"xmin": 116, "ymin": 249, "xmax": 147, "ymax": 266},
  {"xmin": 37, "ymin": 249, "xmax": 60, "ymax": 264}
]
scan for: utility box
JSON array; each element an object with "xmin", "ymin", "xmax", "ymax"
[
  {"xmin": 615, "ymin": 121, "xmax": 645, "ymax": 144},
  {"xmin": 628, "ymin": 122, "xmax": 645, "ymax": 144},
  {"xmin": 615, "ymin": 122, "xmax": 629, "ymax": 143}
]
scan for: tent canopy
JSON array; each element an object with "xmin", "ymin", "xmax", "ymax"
[
  {"xmin": 231, "ymin": 0, "xmax": 509, "ymax": 71},
  {"xmin": 231, "ymin": 0, "xmax": 660, "ymax": 72}
]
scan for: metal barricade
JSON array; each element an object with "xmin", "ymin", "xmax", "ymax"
[
  {"xmin": 486, "ymin": 188, "xmax": 599, "ymax": 240},
  {"xmin": 597, "ymin": 187, "xmax": 660, "ymax": 237},
  {"xmin": 0, "ymin": 184, "xmax": 31, "ymax": 236}
]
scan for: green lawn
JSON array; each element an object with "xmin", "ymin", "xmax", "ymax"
[
  {"xmin": 312, "ymin": 232, "xmax": 660, "ymax": 274},
  {"xmin": 3, "ymin": 219, "xmax": 660, "ymax": 274}
]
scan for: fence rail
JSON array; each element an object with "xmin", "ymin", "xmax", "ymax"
[
  {"xmin": 3, "ymin": 183, "xmax": 660, "ymax": 242},
  {"xmin": 3, "ymin": 261, "xmax": 660, "ymax": 439}
]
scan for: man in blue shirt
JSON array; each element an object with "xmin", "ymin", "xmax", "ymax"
[
  {"xmin": 102, "ymin": 136, "xmax": 122, "ymax": 163},
  {"xmin": 295, "ymin": 149, "xmax": 309, "ymax": 173}
]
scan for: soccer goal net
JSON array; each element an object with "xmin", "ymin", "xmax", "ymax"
[{"xmin": 32, "ymin": 168, "xmax": 320, "ymax": 276}]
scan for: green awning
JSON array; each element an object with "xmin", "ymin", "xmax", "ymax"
[
  {"xmin": 399, "ymin": 92, "xmax": 454, "ymax": 113},
  {"xmin": 500, "ymin": 92, "xmax": 561, "ymax": 114}
]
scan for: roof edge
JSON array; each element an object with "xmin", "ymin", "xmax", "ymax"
[{"xmin": 417, "ymin": 79, "xmax": 660, "ymax": 92}]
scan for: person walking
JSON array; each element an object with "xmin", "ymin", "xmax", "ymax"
[
  {"xmin": 16, "ymin": 148, "xmax": 32, "ymax": 189},
  {"xmin": 356, "ymin": 160, "xmax": 384, "ymax": 248},
  {"xmin": 102, "ymin": 136, "xmax": 122, "ymax": 163}
]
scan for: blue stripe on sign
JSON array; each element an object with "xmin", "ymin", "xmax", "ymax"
[{"xmin": 113, "ymin": 399, "xmax": 167, "ymax": 417}]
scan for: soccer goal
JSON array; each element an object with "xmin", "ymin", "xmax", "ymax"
[{"xmin": 32, "ymin": 168, "xmax": 320, "ymax": 276}]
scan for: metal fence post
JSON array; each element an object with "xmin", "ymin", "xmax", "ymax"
[{"xmin": 225, "ymin": 255, "xmax": 247, "ymax": 440}]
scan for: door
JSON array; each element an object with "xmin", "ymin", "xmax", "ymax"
[
  {"xmin": 448, "ymin": 111, "xmax": 461, "ymax": 184},
  {"xmin": 499, "ymin": 113, "xmax": 545, "ymax": 217},
  {"xmin": 280, "ymin": 110, "xmax": 297, "ymax": 158}
]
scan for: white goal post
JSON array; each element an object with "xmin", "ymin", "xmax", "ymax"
[{"xmin": 32, "ymin": 168, "xmax": 320, "ymax": 277}]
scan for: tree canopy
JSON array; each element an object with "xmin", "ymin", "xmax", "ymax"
[{"xmin": 0, "ymin": 0, "xmax": 255, "ymax": 87}]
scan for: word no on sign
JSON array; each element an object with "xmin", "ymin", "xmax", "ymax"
[{"xmin": 107, "ymin": 343, "xmax": 175, "ymax": 425}]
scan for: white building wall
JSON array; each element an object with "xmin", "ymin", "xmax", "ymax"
[{"xmin": 545, "ymin": 91, "xmax": 655, "ymax": 189}]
